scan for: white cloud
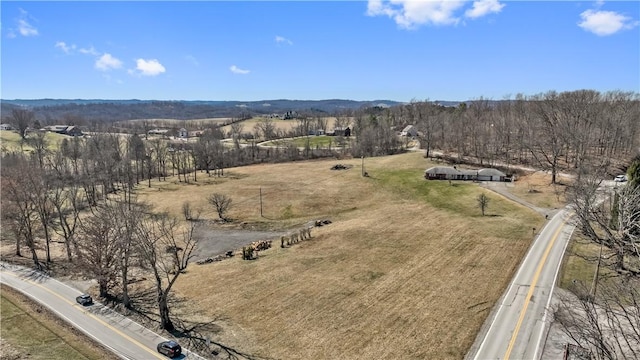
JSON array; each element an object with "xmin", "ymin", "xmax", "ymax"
[
  {"xmin": 230, "ymin": 65, "xmax": 250, "ymax": 74},
  {"xmin": 14, "ymin": 9, "xmax": 38, "ymax": 37},
  {"xmin": 95, "ymin": 53, "xmax": 123, "ymax": 71},
  {"xmin": 367, "ymin": 0, "xmax": 466, "ymax": 28},
  {"xmin": 79, "ymin": 46, "xmax": 99, "ymax": 56},
  {"xmin": 578, "ymin": 9, "xmax": 639, "ymax": 36},
  {"xmin": 465, "ymin": 0, "xmax": 505, "ymax": 19},
  {"xmin": 18, "ymin": 19, "xmax": 38, "ymax": 36},
  {"xmin": 275, "ymin": 35, "xmax": 293, "ymax": 45},
  {"xmin": 55, "ymin": 42, "xmax": 100, "ymax": 56},
  {"xmin": 367, "ymin": 0, "xmax": 506, "ymax": 28},
  {"xmin": 132, "ymin": 59, "xmax": 166, "ymax": 76},
  {"xmin": 55, "ymin": 41, "xmax": 76, "ymax": 54}
]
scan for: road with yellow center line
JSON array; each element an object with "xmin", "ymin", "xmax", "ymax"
[
  {"xmin": 469, "ymin": 209, "xmax": 575, "ymax": 360},
  {"xmin": 0, "ymin": 263, "xmax": 206, "ymax": 360}
]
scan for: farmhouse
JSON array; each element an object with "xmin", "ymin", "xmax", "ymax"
[
  {"xmin": 401, "ymin": 125, "xmax": 418, "ymax": 137},
  {"xmin": 424, "ymin": 166, "xmax": 510, "ymax": 182},
  {"xmin": 330, "ymin": 126, "xmax": 351, "ymax": 137},
  {"xmin": 0, "ymin": 124, "xmax": 14, "ymax": 130},
  {"xmin": 148, "ymin": 128, "xmax": 170, "ymax": 136},
  {"xmin": 178, "ymin": 128, "xmax": 188, "ymax": 138},
  {"xmin": 43, "ymin": 125, "xmax": 83, "ymax": 136}
]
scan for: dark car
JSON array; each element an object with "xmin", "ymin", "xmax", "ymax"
[
  {"xmin": 75, "ymin": 294, "xmax": 93, "ymax": 306},
  {"xmin": 157, "ymin": 340, "xmax": 182, "ymax": 358}
]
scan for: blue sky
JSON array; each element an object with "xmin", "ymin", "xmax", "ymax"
[{"xmin": 1, "ymin": 1, "xmax": 638, "ymax": 102}]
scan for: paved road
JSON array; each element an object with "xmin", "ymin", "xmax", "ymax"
[
  {"xmin": 0, "ymin": 262, "xmax": 206, "ymax": 360},
  {"xmin": 467, "ymin": 208, "xmax": 576, "ymax": 360}
]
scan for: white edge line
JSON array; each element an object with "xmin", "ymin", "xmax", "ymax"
[
  {"xmin": 1, "ymin": 262, "xmax": 206, "ymax": 360},
  {"xmin": 0, "ymin": 275, "xmax": 131, "ymax": 360},
  {"xmin": 473, "ymin": 208, "xmax": 567, "ymax": 358},
  {"xmin": 532, "ymin": 220, "xmax": 575, "ymax": 360}
]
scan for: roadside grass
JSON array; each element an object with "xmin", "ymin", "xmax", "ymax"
[
  {"xmin": 509, "ymin": 171, "xmax": 570, "ymax": 209},
  {"xmin": 558, "ymin": 234, "xmax": 600, "ymax": 289},
  {"xmin": 134, "ymin": 151, "xmax": 546, "ymax": 359},
  {"xmin": 260, "ymin": 135, "xmax": 352, "ymax": 149},
  {"xmin": 0, "ymin": 285, "xmax": 112, "ymax": 360},
  {"xmin": 558, "ymin": 231, "xmax": 637, "ymax": 293},
  {"xmin": 289, "ymin": 135, "xmax": 343, "ymax": 148}
]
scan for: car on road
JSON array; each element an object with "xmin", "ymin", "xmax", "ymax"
[
  {"xmin": 614, "ymin": 174, "xmax": 628, "ymax": 182},
  {"xmin": 157, "ymin": 340, "xmax": 182, "ymax": 358},
  {"xmin": 75, "ymin": 294, "xmax": 93, "ymax": 306}
]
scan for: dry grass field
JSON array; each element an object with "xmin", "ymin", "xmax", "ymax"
[
  {"xmin": 508, "ymin": 171, "xmax": 571, "ymax": 210},
  {"xmin": 219, "ymin": 117, "xmax": 338, "ymax": 135},
  {"xmin": 135, "ymin": 151, "xmax": 544, "ymax": 359},
  {"xmin": 0, "ymin": 131, "xmax": 67, "ymax": 153},
  {"xmin": 119, "ymin": 118, "xmax": 233, "ymax": 129}
]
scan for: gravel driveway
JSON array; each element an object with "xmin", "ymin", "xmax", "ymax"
[{"xmin": 192, "ymin": 222, "xmax": 288, "ymax": 261}]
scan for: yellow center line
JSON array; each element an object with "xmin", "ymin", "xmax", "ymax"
[
  {"xmin": 503, "ymin": 217, "xmax": 569, "ymax": 360},
  {"xmin": 1, "ymin": 270, "xmax": 165, "ymax": 360}
]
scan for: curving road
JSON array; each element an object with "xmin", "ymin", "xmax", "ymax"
[
  {"xmin": 467, "ymin": 208, "xmax": 576, "ymax": 360},
  {"xmin": 0, "ymin": 262, "xmax": 206, "ymax": 360}
]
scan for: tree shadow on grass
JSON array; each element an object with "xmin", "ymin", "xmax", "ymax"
[{"xmin": 170, "ymin": 317, "xmax": 275, "ymax": 360}]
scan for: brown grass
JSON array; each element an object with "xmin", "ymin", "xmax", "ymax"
[
  {"xmin": 0, "ymin": 151, "xmax": 546, "ymax": 359},
  {"xmin": 510, "ymin": 171, "xmax": 572, "ymax": 209},
  {"xmin": 0, "ymin": 284, "xmax": 113, "ymax": 360},
  {"xmin": 135, "ymin": 152, "xmax": 543, "ymax": 359},
  {"xmin": 117, "ymin": 118, "xmax": 232, "ymax": 129},
  {"xmin": 219, "ymin": 117, "xmax": 338, "ymax": 135}
]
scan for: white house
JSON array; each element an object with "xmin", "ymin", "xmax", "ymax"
[
  {"xmin": 0, "ymin": 124, "xmax": 14, "ymax": 130},
  {"xmin": 425, "ymin": 166, "xmax": 511, "ymax": 182},
  {"xmin": 477, "ymin": 168, "xmax": 507, "ymax": 182},
  {"xmin": 178, "ymin": 128, "xmax": 188, "ymax": 138}
]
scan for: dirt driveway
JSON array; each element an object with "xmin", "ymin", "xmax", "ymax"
[{"xmin": 192, "ymin": 222, "xmax": 288, "ymax": 261}]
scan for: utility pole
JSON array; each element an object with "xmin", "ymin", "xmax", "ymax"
[
  {"xmin": 361, "ymin": 156, "xmax": 365, "ymax": 177},
  {"xmin": 260, "ymin": 187, "xmax": 263, "ymax": 217}
]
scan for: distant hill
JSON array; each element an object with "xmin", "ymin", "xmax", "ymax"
[{"xmin": 0, "ymin": 99, "xmax": 406, "ymax": 123}]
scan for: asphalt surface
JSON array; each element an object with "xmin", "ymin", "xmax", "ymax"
[
  {"xmin": 467, "ymin": 208, "xmax": 575, "ymax": 360},
  {"xmin": 0, "ymin": 262, "xmax": 206, "ymax": 360}
]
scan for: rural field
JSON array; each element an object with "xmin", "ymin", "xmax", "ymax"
[
  {"xmin": 0, "ymin": 130, "xmax": 67, "ymax": 153},
  {"xmin": 135, "ymin": 151, "xmax": 545, "ymax": 359}
]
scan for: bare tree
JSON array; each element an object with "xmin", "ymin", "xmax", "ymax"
[
  {"xmin": 208, "ymin": 193, "xmax": 232, "ymax": 220},
  {"xmin": 76, "ymin": 203, "xmax": 121, "ymax": 298},
  {"xmin": 477, "ymin": 193, "xmax": 490, "ymax": 216},
  {"xmin": 230, "ymin": 122, "xmax": 244, "ymax": 150},
  {"xmin": 568, "ymin": 168, "xmax": 640, "ymax": 274},
  {"xmin": 136, "ymin": 214, "xmax": 198, "ymax": 331},
  {"xmin": 1, "ymin": 155, "xmax": 42, "ymax": 267},
  {"xmin": 112, "ymin": 198, "xmax": 147, "ymax": 309},
  {"xmin": 254, "ymin": 118, "xmax": 276, "ymax": 140},
  {"xmin": 555, "ymin": 279, "xmax": 640, "ymax": 360},
  {"xmin": 528, "ymin": 92, "xmax": 567, "ymax": 184},
  {"xmin": 9, "ymin": 108, "xmax": 34, "ymax": 139},
  {"xmin": 48, "ymin": 150, "xmax": 82, "ymax": 262}
]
